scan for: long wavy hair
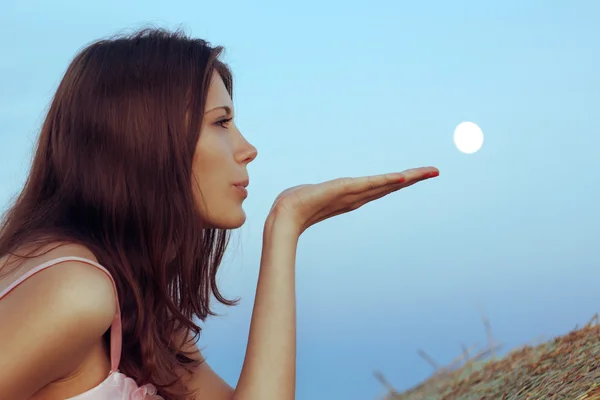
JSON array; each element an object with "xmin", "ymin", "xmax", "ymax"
[{"xmin": 0, "ymin": 27, "xmax": 237, "ymax": 399}]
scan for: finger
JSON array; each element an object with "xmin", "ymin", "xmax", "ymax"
[
  {"xmin": 344, "ymin": 167, "xmax": 439, "ymax": 203},
  {"xmin": 341, "ymin": 167, "xmax": 439, "ymax": 195},
  {"xmin": 394, "ymin": 167, "xmax": 439, "ymax": 185}
]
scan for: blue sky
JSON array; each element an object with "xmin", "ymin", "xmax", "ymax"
[{"xmin": 1, "ymin": 1, "xmax": 599, "ymax": 399}]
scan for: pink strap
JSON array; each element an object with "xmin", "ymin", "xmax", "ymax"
[{"xmin": 0, "ymin": 256, "xmax": 122, "ymax": 372}]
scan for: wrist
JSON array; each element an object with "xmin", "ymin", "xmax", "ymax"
[{"xmin": 265, "ymin": 211, "xmax": 302, "ymax": 240}]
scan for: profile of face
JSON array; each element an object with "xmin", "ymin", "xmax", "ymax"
[{"xmin": 192, "ymin": 72, "xmax": 258, "ymax": 229}]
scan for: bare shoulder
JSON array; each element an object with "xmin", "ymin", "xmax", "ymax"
[{"xmin": 0, "ymin": 242, "xmax": 116, "ymax": 400}]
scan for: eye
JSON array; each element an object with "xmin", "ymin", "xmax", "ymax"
[{"xmin": 215, "ymin": 117, "xmax": 233, "ymax": 129}]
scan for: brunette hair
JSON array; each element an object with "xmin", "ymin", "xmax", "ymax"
[{"xmin": 0, "ymin": 26, "xmax": 237, "ymax": 399}]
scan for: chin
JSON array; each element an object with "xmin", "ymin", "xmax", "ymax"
[{"xmin": 209, "ymin": 208, "xmax": 247, "ymax": 229}]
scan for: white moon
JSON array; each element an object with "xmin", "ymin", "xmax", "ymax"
[{"xmin": 453, "ymin": 122, "xmax": 484, "ymax": 154}]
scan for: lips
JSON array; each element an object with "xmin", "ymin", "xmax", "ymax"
[
  {"xmin": 233, "ymin": 184, "xmax": 248, "ymax": 198},
  {"xmin": 233, "ymin": 179, "xmax": 249, "ymax": 188}
]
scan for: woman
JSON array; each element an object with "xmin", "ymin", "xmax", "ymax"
[{"xmin": 0, "ymin": 27, "xmax": 439, "ymax": 399}]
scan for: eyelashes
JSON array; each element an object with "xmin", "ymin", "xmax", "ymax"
[{"xmin": 215, "ymin": 117, "xmax": 233, "ymax": 129}]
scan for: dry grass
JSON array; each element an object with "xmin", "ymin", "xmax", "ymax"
[{"xmin": 375, "ymin": 314, "xmax": 600, "ymax": 400}]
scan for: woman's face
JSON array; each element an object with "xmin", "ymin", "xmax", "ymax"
[{"xmin": 192, "ymin": 71, "xmax": 258, "ymax": 229}]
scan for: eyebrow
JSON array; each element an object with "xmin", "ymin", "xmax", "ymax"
[{"xmin": 205, "ymin": 105, "xmax": 232, "ymax": 115}]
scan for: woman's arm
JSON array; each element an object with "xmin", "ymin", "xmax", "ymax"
[
  {"xmin": 233, "ymin": 214, "xmax": 299, "ymax": 400},
  {"xmin": 171, "ymin": 214, "xmax": 298, "ymax": 400},
  {"xmin": 233, "ymin": 168, "xmax": 438, "ymax": 399}
]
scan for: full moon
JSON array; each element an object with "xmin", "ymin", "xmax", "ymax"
[{"xmin": 453, "ymin": 121, "xmax": 484, "ymax": 154}]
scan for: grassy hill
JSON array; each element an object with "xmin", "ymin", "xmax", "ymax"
[{"xmin": 376, "ymin": 315, "xmax": 600, "ymax": 399}]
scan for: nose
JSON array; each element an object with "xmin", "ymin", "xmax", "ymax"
[{"xmin": 236, "ymin": 137, "xmax": 258, "ymax": 165}]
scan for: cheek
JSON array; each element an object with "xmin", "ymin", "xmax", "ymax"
[
  {"xmin": 192, "ymin": 136, "xmax": 217, "ymax": 179},
  {"xmin": 191, "ymin": 135, "xmax": 229, "ymax": 199},
  {"xmin": 194, "ymin": 131, "xmax": 230, "ymax": 165}
]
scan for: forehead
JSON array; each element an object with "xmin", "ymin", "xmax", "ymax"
[{"xmin": 205, "ymin": 71, "xmax": 232, "ymax": 108}]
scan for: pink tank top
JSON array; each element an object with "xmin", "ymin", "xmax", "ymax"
[{"xmin": 0, "ymin": 256, "xmax": 163, "ymax": 399}]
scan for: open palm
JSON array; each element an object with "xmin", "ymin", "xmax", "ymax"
[{"xmin": 271, "ymin": 166, "xmax": 439, "ymax": 235}]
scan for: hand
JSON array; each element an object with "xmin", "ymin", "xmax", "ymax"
[{"xmin": 268, "ymin": 167, "xmax": 439, "ymax": 235}]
